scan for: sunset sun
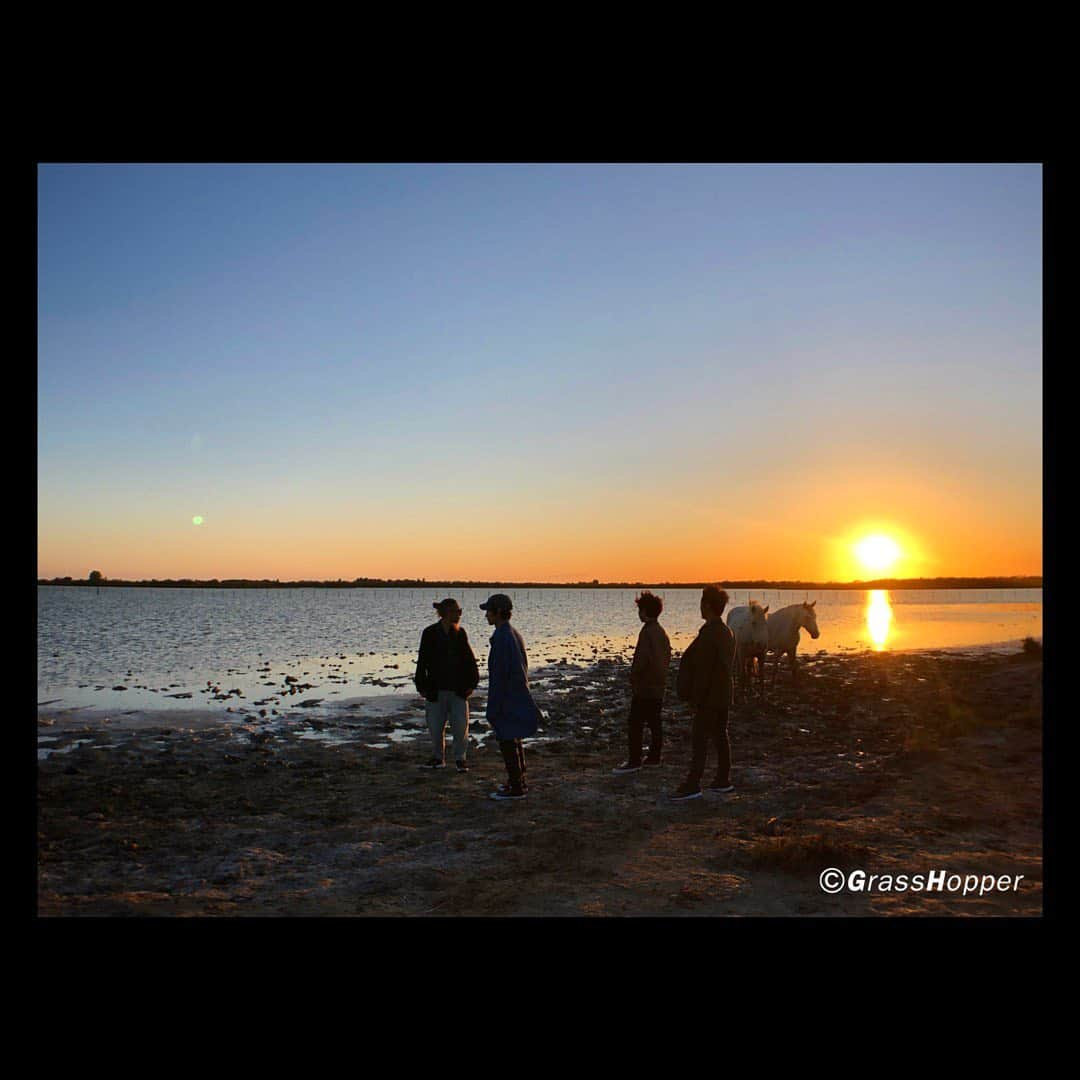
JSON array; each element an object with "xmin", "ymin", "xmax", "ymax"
[{"xmin": 854, "ymin": 534, "xmax": 902, "ymax": 574}]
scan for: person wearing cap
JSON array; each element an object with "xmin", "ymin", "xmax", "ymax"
[
  {"xmin": 613, "ymin": 590, "xmax": 672, "ymax": 774},
  {"xmin": 670, "ymin": 585, "xmax": 737, "ymax": 801},
  {"xmin": 413, "ymin": 598, "xmax": 480, "ymax": 773},
  {"xmin": 480, "ymin": 593, "xmax": 539, "ymax": 801}
]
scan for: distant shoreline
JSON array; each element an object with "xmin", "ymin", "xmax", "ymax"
[{"xmin": 37, "ymin": 576, "xmax": 1043, "ymax": 591}]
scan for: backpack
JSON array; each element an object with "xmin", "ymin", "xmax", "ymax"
[{"xmin": 676, "ymin": 636, "xmax": 699, "ymax": 702}]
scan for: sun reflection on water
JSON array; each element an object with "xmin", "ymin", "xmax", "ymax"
[{"xmin": 866, "ymin": 590, "xmax": 893, "ymax": 651}]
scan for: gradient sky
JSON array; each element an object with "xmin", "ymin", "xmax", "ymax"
[{"xmin": 37, "ymin": 163, "xmax": 1042, "ymax": 582}]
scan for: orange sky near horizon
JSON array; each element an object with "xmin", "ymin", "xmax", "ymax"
[{"xmin": 37, "ymin": 462, "xmax": 1042, "ymax": 583}]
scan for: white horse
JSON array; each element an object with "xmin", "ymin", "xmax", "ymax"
[
  {"xmin": 726, "ymin": 601, "xmax": 770, "ymax": 698},
  {"xmin": 767, "ymin": 601, "xmax": 821, "ymax": 685}
]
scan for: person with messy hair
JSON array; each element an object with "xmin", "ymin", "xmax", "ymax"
[
  {"xmin": 413, "ymin": 597, "xmax": 480, "ymax": 773},
  {"xmin": 613, "ymin": 590, "xmax": 671, "ymax": 775}
]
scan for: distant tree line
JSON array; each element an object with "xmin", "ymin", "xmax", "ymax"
[{"xmin": 37, "ymin": 574, "xmax": 1043, "ymax": 590}]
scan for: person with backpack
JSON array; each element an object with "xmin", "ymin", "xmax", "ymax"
[{"xmin": 671, "ymin": 585, "xmax": 737, "ymax": 801}]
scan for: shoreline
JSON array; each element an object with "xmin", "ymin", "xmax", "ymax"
[
  {"xmin": 37, "ymin": 641, "xmax": 1043, "ymax": 916},
  {"xmin": 37, "ymin": 636, "xmax": 1041, "ymax": 739}
]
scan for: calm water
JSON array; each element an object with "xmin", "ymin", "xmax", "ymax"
[{"xmin": 37, "ymin": 586, "xmax": 1042, "ymax": 717}]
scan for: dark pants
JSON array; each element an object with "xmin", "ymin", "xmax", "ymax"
[
  {"xmin": 686, "ymin": 705, "xmax": 730, "ymax": 787},
  {"xmin": 627, "ymin": 695, "xmax": 663, "ymax": 765},
  {"xmin": 499, "ymin": 738, "xmax": 528, "ymax": 792}
]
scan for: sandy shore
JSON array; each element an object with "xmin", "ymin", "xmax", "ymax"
[{"xmin": 37, "ymin": 645, "xmax": 1043, "ymax": 916}]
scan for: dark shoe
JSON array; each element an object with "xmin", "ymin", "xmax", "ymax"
[
  {"xmin": 496, "ymin": 783, "xmax": 528, "ymax": 794},
  {"xmin": 491, "ymin": 788, "xmax": 527, "ymax": 801},
  {"xmin": 420, "ymin": 758, "xmax": 446, "ymax": 770},
  {"xmin": 670, "ymin": 783, "xmax": 702, "ymax": 801},
  {"xmin": 456, "ymin": 760, "xmax": 469, "ymax": 773},
  {"xmin": 708, "ymin": 780, "xmax": 735, "ymax": 793},
  {"xmin": 612, "ymin": 761, "xmax": 641, "ymax": 775},
  {"xmin": 642, "ymin": 757, "xmax": 663, "ymax": 767}
]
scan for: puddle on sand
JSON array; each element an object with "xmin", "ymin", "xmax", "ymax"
[
  {"xmin": 384, "ymin": 726, "xmax": 426, "ymax": 743},
  {"xmin": 38, "ymin": 738, "xmax": 94, "ymax": 760},
  {"xmin": 297, "ymin": 729, "xmax": 361, "ymax": 747},
  {"xmin": 294, "ymin": 717, "xmax": 433, "ymax": 746}
]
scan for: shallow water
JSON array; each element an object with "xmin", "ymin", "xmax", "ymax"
[{"xmin": 37, "ymin": 586, "xmax": 1041, "ymax": 720}]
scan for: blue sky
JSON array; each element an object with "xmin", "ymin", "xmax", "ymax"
[{"xmin": 37, "ymin": 163, "xmax": 1042, "ymax": 581}]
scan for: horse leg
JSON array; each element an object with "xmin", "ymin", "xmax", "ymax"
[{"xmin": 790, "ymin": 649, "xmax": 798, "ymax": 682}]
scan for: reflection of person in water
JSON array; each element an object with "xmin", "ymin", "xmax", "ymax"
[{"xmin": 413, "ymin": 597, "xmax": 480, "ymax": 773}]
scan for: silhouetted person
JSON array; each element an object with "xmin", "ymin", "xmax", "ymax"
[
  {"xmin": 414, "ymin": 598, "xmax": 480, "ymax": 772},
  {"xmin": 481, "ymin": 593, "xmax": 539, "ymax": 800},
  {"xmin": 671, "ymin": 585, "xmax": 736, "ymax": 801},
  {"xmin": 613, "ymin": 590, "xmax": 671, "ymax": 774}
]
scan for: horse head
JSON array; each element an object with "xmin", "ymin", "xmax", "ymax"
[{"xmin": 800, "ymin": 600, "xmax": 821, "ymax": 639}]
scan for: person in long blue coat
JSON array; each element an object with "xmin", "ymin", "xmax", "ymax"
[{"xmin": 481, "ymin": 593, "xmax": 539, "ymax": 800}]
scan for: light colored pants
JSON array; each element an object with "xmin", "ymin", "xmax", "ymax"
[{"xmin": 426, "ymin": 690, "xmax": 470, "ymax": 763}]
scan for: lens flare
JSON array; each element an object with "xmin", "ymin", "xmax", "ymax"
[
  {"xmin": 192, "ymin": 516, "xmax": 204, "ymax": 526},
  {"xmin": 866, "ymin": 590, "xmax": 893, "ymax": 650}
]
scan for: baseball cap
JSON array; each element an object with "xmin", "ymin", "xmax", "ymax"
[{"xmin": 479, "ymin": 593, "xmax": 513, "ymax": 612}]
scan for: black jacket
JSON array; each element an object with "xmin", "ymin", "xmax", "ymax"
[{"xmin": 414, "ymin": 623, "xmax": 480, "ymax": 702}]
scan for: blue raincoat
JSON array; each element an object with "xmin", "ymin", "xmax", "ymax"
[{"xmin": 486, "ymin": 621, "xmax": 540, "ymax": 739}]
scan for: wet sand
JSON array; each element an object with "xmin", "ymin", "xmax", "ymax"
[{"xmin": 37, "ymin": 646, "xmax": 1043, "ymax": 916}]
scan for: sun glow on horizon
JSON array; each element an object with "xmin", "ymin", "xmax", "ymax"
[
  {"xmin": 824, "ymin": 520, "xmax": 929, "ymax": 582},
  {"xmin": 854, "ymin": 533, "xmax": 902, "ymax": 574}
]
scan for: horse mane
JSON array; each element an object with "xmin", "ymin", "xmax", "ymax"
[{"xmin": 773, "ymin": 602, "xmax": 806, "ymax": 616}]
